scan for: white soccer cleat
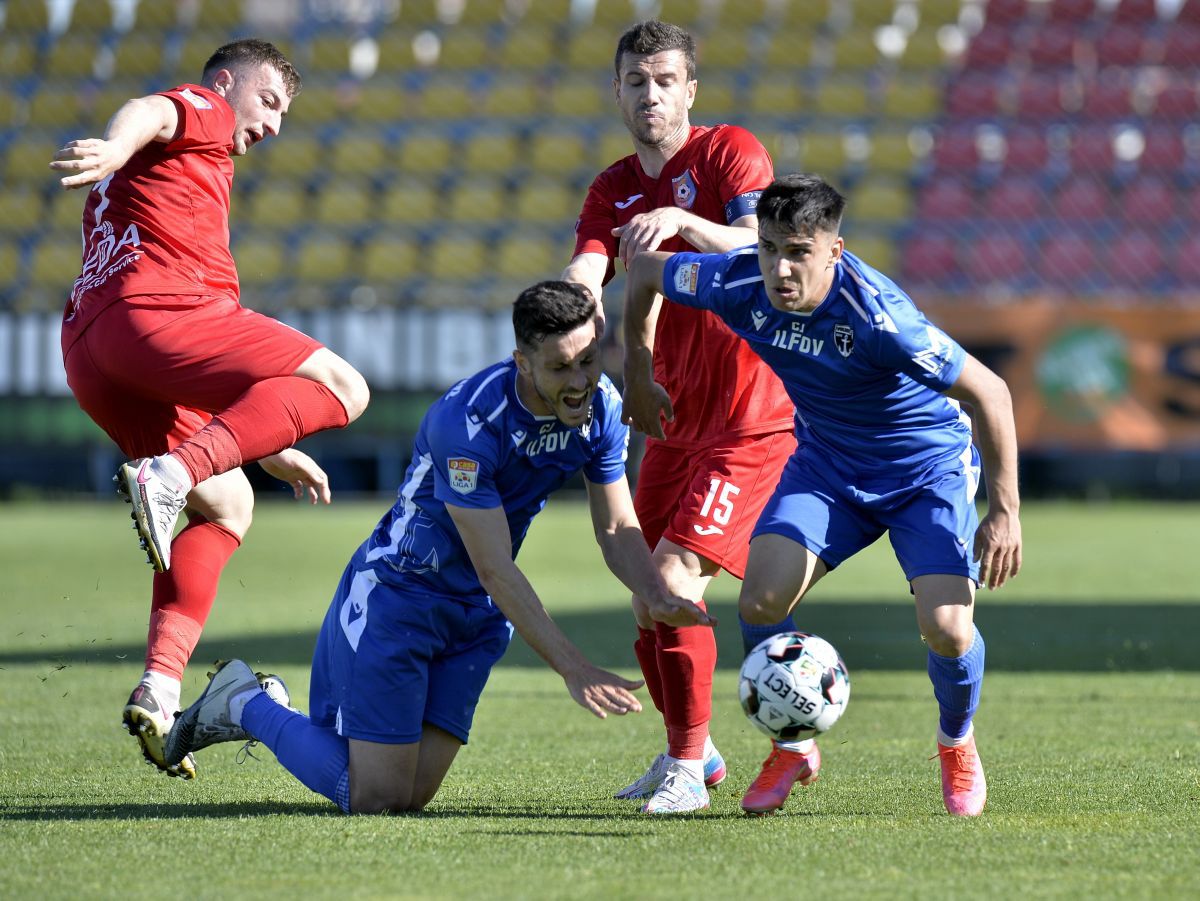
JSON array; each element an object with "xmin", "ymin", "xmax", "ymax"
[
  {"xmin": 115, "ymin": 456, "xmax": 190, "ymax": 572},
  {"xmin": 122, "ymin": 682, "xmax": 197, "ymax": 779},
  {"xmin": 641, "ymin": 763, "xmax": 710, "ymax": 814},
  {"xmin": 614, "ymin": 745, "xmax": 727, "ymax": 800},
  {"xmin": 164, "ymin": 659, "xmax": 263, "ymax": 766}
]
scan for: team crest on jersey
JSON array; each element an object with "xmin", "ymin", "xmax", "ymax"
[
  {"xmin": 834, "ymin": 323, "xmax": 855, "ymax": 357},
  {"xmin": 673, "ymin": 262, "xmax": 700, "ymax": 295},
  {"xmin": 672, "ymin": 172, "xmax": 697, "ymax": 209},
  {"xmin": 447, "ymin": 457, "xmax": 479, "ymax": 494},
  {"xmin": 178, "ymin": 88, "xmax": 213, "ymax": 110}
]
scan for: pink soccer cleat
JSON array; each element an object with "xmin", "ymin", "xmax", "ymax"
[
  {"xmin": 740, "ymin": 742, "xmax": 821, "ymax": 816},
  {"xmin": 937, "ymin": 733, "xmax": 987, "ymax": 816}
]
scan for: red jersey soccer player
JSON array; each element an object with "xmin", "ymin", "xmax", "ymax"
[
  {"xmin": 562, "ymin": 21, "xmax": 798, "ymax": 814},
  {"xmin": 52, "ymin": 40, "xmax": 369, "ymax": 779}
]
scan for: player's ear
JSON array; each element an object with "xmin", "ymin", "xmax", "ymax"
[
  {"xmin": 828, "ymin": 236, "xmax": 844, "ymax": 268},
  {"xmin": 686, "ymin": 78, "xmax": 697, "ymax": 109},
  {"xmin": 513, "ymin": 347, "xmax": 531, "ymax": 375},
  {"xmin": 209, "ymin": 67, "xmax": 235, "ymax": 96}
]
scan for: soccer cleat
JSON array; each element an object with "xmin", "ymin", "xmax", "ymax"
[
  {"xmin": 741, "ymin": 742, "xmax": 821, "ymax": 816},
  {"xmin": 641, "ymin": 763, "xmax": 710, "ymax": 814},
  {"xmin": 614, "ymin": 745, "xmax": 728, "ymax": 800},
  {"xmin": 122, "ymin": 683, "xmax": 197, "ymax": 780},
  {"xmin": 163, "ymin": 659, "xmax": 264, "ymax": 766},
  {"xmin": 115, "ymin": 456, "xmax": 189, "ymax": 572},
  {"xmin": 937, "ymin": 733, "xmax": 987, "ymax": 816}
]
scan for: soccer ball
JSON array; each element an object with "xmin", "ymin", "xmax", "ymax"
[{"xmin": 739, "ymin": 631, "xmax": 851, "ymax": 741}]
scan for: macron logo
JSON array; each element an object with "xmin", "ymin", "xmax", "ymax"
[
  {"xmin": 615, "ymin": 193, "xmax": 643, "ymax": 210},
  {"xmin": 511, "ymin": 430, "xmax": 527, "ymax": 448},
  {"xmin": 751, "ymin": 310, "xmax": 768, "ymax": 331},
  {"xmin": 465, "ymin": 413, "xmax": 483, "ymax": 441}
]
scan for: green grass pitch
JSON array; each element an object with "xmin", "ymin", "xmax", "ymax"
[{"xmin": 1, "ymin": 498, "xmax": 1198, "ymax": 899}]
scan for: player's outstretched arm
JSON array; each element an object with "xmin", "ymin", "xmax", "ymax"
[
  {"xmin": 446, "ymin": 503, "xmax": 644, "ymax": 718},
  {"xmin": 258, "ymin": 448, "xmax": 332, "ymax": 504},
  {"xmin": 613, "ymin": 210, "xmax": 757, "ymax": 266},
  {"xmin": 584, "ymin": 476, "xmax": 715, "ymax": 628},
  {"xmin": 50, "ymin": 94, "xmax": 180, "ymax": 189},
  {"xmin": 945, "ymin": 354, "xmax": 1023, "ymax": 590},
  {"xmin": 622, "ymin": 251, "xmax": 675, "ymax": 439},
  {"xmin": 561, "ymin": 252, "xmax": 609, "ymax": 334}
]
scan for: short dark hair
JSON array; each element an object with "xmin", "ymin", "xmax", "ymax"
[
  {"xmin": 757, "ymin": 174, "xmax": 846, "ymax": 236},
  {"xmin": 614, "ymin": 20, "xmax": 696, "ymax": 80},
  {"xmin": 203, "ymin": 39, "xmax": 302, "ymax": 97},
  {"xmin": 513, "ymin": 282, "xmax": 597, "ymax": 350}
]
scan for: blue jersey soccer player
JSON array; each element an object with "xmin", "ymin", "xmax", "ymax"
[
  {"xmin": 623, "ymin": 174, "xmax": 1023, "ymax": 817},
  {"xmin": 163, "ymin": 282, "xmax": 710, "ymax": 814}
]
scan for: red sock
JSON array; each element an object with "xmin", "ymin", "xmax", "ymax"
[
  {"xmin": 657, "ymin": 599, "xmax": 716, "ymax": 760},
  {"xmin": 144, "ymin": 519, "xmax": 241, "ymax": 679},
  {"xmin": 633, "ymin": 627, "xmax": 666, "ymax": 716},
  {"xmin": 171, "ymin": 376, "xmax": 349, "ymax": 485}
]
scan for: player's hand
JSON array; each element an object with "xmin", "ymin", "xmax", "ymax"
[
  {"xmin": 563, "ymin": 663, "xmax": 644, "ymax": 719},
  {"xmin": 259, "ymin": 448, "xmax": 332, "ymax": 504},
  {"xmin": 645, "ymin": 594, "xmax": 717, "ymax": 628},
  {"xmin": 50, "ymin": 139, "xmax": 130, "ymax": 189},
  {"xmin": 612, "ymin": 208, "xmax": 686, "ymax": 267},
  {"xmin": 621, "ymin": 378, "xmax": 674, "ymax": 439},
  {"xmin": 973, "ymin": 509, "xmax": 1022, "ymax": 590}
]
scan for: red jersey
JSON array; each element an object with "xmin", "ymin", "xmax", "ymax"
[
  {"xmin": 63, "ymin": 84, "xmax": 238, "ymax": 350},
  {"xmin": 574, "ymin": 125, "xmax": 794, "ymax": 448}
]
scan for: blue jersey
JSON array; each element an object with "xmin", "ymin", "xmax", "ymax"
[
  {"xmin": 662, "ymin": 247, "xmax": 971, "ymax": 475},
  {"xmin": 354, "ymin": 359, "xmax": 630, "ymax": 606}
]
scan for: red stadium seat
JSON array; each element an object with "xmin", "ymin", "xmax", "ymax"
[
  {"xmin": 983, "ymin": 177, "xmax": 1045, "ymax": 221},
  {"xmin": 1176, "ymin": 0, "xmax": 1200, "ymax": 26},
  {"xmin": 932, "ymin": 126, "xmax": 980, "ymax": 172},
  {"xmin": 901, "ymin": 232, "xmax": 960, "ymax": 285},
  {"xmin": 1112, "ymin": 0, "xmax": 1158, "ymax": 23},
  {"xmin": 1026, "ymin": 24, "xmax": 1081, "ymax": 69},
  {"xmin": 1037, "ymin": 231, "xmax": 1103, "ymax": 290},
  {"xmin": 1015, "ymin": 73, "xmax": 1067, "ymax": 121},
  {"xmin": 945, "ymin": 74, "xmax": 1003, "ymax": 118},
  {"xmin": 1160, "ymin": 26, "xmax": 1200, "ymax": 68},
  {"xmin": 1067, "ymin": 126, "xmax": 1116, "ymax": 174},
  {"xmin": 1149, "ymin": 78, "xmax": 1199, "ymax": 120},
  {"xmin": 1053, "ymin": 175, "xmax": 1111, "ymax": 222},
  {"xmin": 1105, "ymin": 230, "xmax": 1168, "ymax": 288},
  {"xmin": 1139, "ymin": 126, "xmax": 1187, "ymax": 175},
  {"xmin": 916, "ymin": 178, "xmax": 976, "ymax": 221},
  {"xmin": 1079, "ymin": 73, "xmax": 1135, "ymax": 121},
  {"xmin": 1169, "ymin": 232, "xmax": 1200, "ymax": 284},
  {"xmin": 963, "ymin": 25, "xmax": 1015, "ymax": 70},
  {"xmin": 961, "ymin": 232, "xmax": 1030, "ymax": 288},
  {"xmin": 1003, "ymin": 127, "xmax": 1051, "ymax": 174},
  {"xmin": 1045, "ymin": 0, "xmax": 1096, "ymax": 22},
  {"xmin": 1119, "ymin": 176, "xmax": 1177, "ymax": 227},
  {"xmin": 1181, "ymin": 186, "xmax": 1200, "ymax": 224},
  {"xmin": 1093, "ymin": 24, "xmax": 1148, "ymax": 67},
  {"xmin": 984, "ymin": 0, "xmax": 1029, "ymax": 26}
]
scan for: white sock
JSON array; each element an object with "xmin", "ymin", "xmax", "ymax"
[
  {"xmin": 155, "ymin": 452, "xmax": 193, "ymax": 493},
  {"xmin": 937, "ymin": 723, "xmax": 974, "ymax": 748},
  {"xmin": 702, "ymin": 734, "xmax": 716, "ymax": 759},
  {"xmin": 227, "ymin": 686, "xmax": 262, "ymax": 725},
  {"xmin": 774, "ymin": 738, "xmax": 815, "ymax": 754},
  {"xmin": 664, "ymin": 755, "xmax": 705, "ymax": 782},
  {"xmin": 140, "ymin": 670, "xmax": 181, "ymax": 714}
]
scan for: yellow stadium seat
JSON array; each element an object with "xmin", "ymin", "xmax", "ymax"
[
  {"xmin": 49, "ymin": 188, "xmax": 85, "ymax": 230},
  {"xmin": 397, "ymin": 0, "xmax": 441, "ymax": 26},
  {"xmin": 112, "ymin": 34, "xmax": 166, "ymax": 78},
  {"xmin": 307, "ymin": 34, "xmax": 352, "ymax": 74},
  {"xmin": 312, "ymin": 177, "xmax": 375, "ymax": 227},
  {"xmin": 880, "ymin": 75, "xmax": 941, "ymax": 118},
  {"xmin": 460, "ymin": 0, "xmax": 511, "ymax": 25},
  {"xmin": 0, "ymin": 88, "xmax": 15, "ymax": 129},
  {"xmin": 328, "ymin": 132, "xmax": 392, "ymax": 177},
  {"xmin": 715, "ymin": 0, "xmax": 772, "ymax": 26},
  {"xmin": 2, "ymin": 132, "xmax": 61, "ymax": 185},
  {"xmin": 481, "ymin": 73, "xmax": 537, "ymax": 116},
  {"xmin": 195, "ymin": 0, "xmax": 244, "ymax": 30},
  {"xmin": 657, "ymin": 0, "xmax": 714, "ymax": 28},
  {"xmin": 522, "ymin": 0, "xmax": 573, "ymax": 25},
  {"xmin": 4, "ymin": 0, "xmax": 48, "ymax": 32},
  {"xmin": 528, "ymin": 129, "xmax": 590, "ymax": 177},
  {"xmin": 174, "ymin": 31, "xmax": 230, "ymax": 82},
  {"xmin": 374, "ymin": 29, "xmax": 419, "ymax": 72},
  {"xmin": 495, "ymin": 230, "xmax": 556, "ymax": 281},
  {"xmin": 865, "ymin": 129, "xmax": 917, "ymax": 175},
  {"xmin": 594, "ymin": 125, "xmax": 633, "ymax": 170},
  {"xmin": 495, "ymin": 23, "xmax": 555, "ymax": 70},
  {"xmin": 693, "ymin": 73, "xmax": 738, "ymax": 120},
  {"xmin": 397, "ymin": 131, "xmax": 455, "ymax": 175},
  {"xmin": 45, "ymin": 35, "xmax": 99, "ymax": 78},
  {"xmin": 27, "ymin": 86, "xmax": 86, "ymax": 128},
  {"xmin": 848, "ymin": 176, "xmax": 911, "ymax": 223},
  {"xmin": 850, "ymin": 0, "xmax": 897, "ymax": 28},
  {"xmin": 243, "ymin": 182, "xmax": 308, "ymax": 231},
  {"xmin": 416, "ymin": 77, "xmax": 478, "ymax": 119},
  {"xmin": 696, "ymin": 28, "xmax": 751, "ymax": 70},
  {"xmin": 293, "ymin": 232, "xmax": 354, "ymax": 283},
  {"xmin": 566, "ymin": 27, "xmax": 624, "ymax": 69},
  {"xmin": 0, "ymin": 186, "xmax": 43, "ymax": 235},
  {"xmin": 461, "ymin": 130, "xmax": 522, "ymax": 174},
  {"xmin": 69, "ymin": 0, "xmax": 112, "ymax": 32},
  {"xmin": 799, "ymin": 129, "xmax": 848, "ymax": 175},
  {"xmin": 0, "ymin": 36, "xmax": 38, "ymax": 78},
  {"xmin": 428, "ymin": 230, "xmax": 487, "ymax": 280},
  {"xmin": 134, "ymin": 0, "xmax": 178, "ymax": 30},
  {"xmin": 254, "ymin": 131, "xmax": 323, "ymax": 180},
  {"xmin": 763, "ymin": 30, "xmax": 815, "ymax": 70},
  {"xmin": 0, "ymin": 241, "xmax": 19, "ymax": 289},
  {"xmin": 775, "ymin": 1, "xmax": 832, "ymax": 28},
  {"xmin": 444, "ymin": 175, "xmax": 508, "ymax": 223},
  {"xmin": 758, "ymin": 128, "xmax": 804, "ymax": 171},
  {"xmin": 844, "ymin": 233, "xmax": 896, "ymax": 272},
  {"xmin": 591, "ymin": 0, "xmax": 637, "ymax": 27},
  {"xmin": 828, "ymin": 29, "xmax": 883, "ymax": 72},
  {"xmin": 898, "ymin": 27, "xmax": 948, "ymax": 71},
  {"xmin": 346, "ymin": 80, "xmax": 409, "ymax": 124},
  {"xmin": 28, "ymin": 239, "xmax": 82, "ymax": 290},
  {"xmin": 361, "ymin": 234, "xmax": 421, "ymax": 281},
  {"xmin": 287, "ymin": 82, "xmax": 353, "ymax": 127},
  {"xmin": 917, "ymin": 0, "xmax": 962, "ymax": 28},
  {"xmin": 233, "ymin": 235, "xmax": 287, "ymax": 285},
  {"xmin": 380, "ymin": 178, "xmax": 438, "ymax": 225},
  {"xmin": 513, "ymin": 176, "xmax": 576, "ymax": 224},
  {"xmin": 812, "ymin": 76, "xmax": 872, "ymax": 118},
  {"xmin": 549, "ymin": 73, "xmax": 607, "ymax": 118},
  {"xmin": 436, "ymin": 27, "xmax": 491, "ymax": 69},
  {"xmin": 746, "ymin": 80, "xmax": 806, "ymax": 117}
]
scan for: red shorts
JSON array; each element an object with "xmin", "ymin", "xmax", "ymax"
[
  {"xmin": 633, "ymin": 430, "xmax": 797, "ymax": 580},
  {"xmin": 62, "ymin": 295, "xmax": 323, "ymax": 458}
]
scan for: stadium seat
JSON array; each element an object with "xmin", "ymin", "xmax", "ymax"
[
  {"xmin": 481, "ymin": 72, "xmax": 537, "ymax": 117},
  {"xmin": 0, "ymin": 35, "xmax": 38, "ymax": 78},
  {"xmin": 658, "ymin": 0, "xmax": 715, "ymax": 28},
  {"xmin": 1002, "ymin": 127, "xmax": 1051, "ymax": 174},
  {"xmin": 233, "ymin": 235, "xmax": 288, "ymax": 286},
  {"xmin": 396, "ymin": 0, "xmax": 442, "ymax": 26},
  {"xmin": 112, "ymin": 33, "xmax": 166, "ymax": 78},
  {"xmin": 494, "ymin": 23, "xmax": 555, "ymax": 71},
  {"xmin": 444, "ymin": 175, "xmax": 507, "ymax": 223},
  {"xmin": 1093, "ymin": 24, "xmax": 1148, "ymax": 68},
  {"xmin": 436, "ymin": 27, "xmax": 492, "ymax": 70},
  {"xmin": 134, "ymin": 0, "xmax": 178, "ymax": 30},
  {"xmin": 27, "ymin": 86, "xmax": 87, "ymax": 128},
  {"xmin": 693, "ymin": 73, "xmax": 738, "ymax": 120},
  {"xmin": 68, "ymin": 0, "xmax": 112, "ymax": 33},
  {"xmin": 1149, "ymin": 78, "xmax": 1199, "ymax": 121},
  {"xmin": 495, "ymin": 229, "xmax": 557, "ymax": 281},
  {"xmin": 45, "ymin": 34, "xmax": 100, "ymax": 78},
  {"xmin": 459, "ymin": 0, "xmax": 511, "ymax": 26},
  {"xmin": 881, "ymin": 76, "xmax": 941, "ymax": 119},
  {"xmin": 865, "ymin": 129, "xmax": 918, "ymax": 176},
  {"xmin": 1112, "ymin": 0, "xmax": 1158, "ymax": 23},
  {"xmin": 849, "ymin": 176, "xmax": 911, "ymax": 223},
  {"xmin": 305, "ymin": 33, "xmax": 353, "ymax": 74},
  {"xmin": 798, "ymin": 129, "xmax": 848, "ymax": 177},
  {"xmin": 812, "ymin": 75, "xmax": 873, "ymax": 118},
  {"xmin": 900, "ymin": 232, "xmax": 960, "ymax": 285},
  {"xmin": 961, "ymin": 232, "xmax": 1031, "ymax": 290},
  {"xmin": 1138, "ymin": 126, "xmax": 1187, "ymax": 175},
  {"xmin": 373, "ymin": 29, "xmax": 419, "ymax": 72},
  {"xmin": 897, "ymin": 27, "xmax": 948, "ymax": 71},
  {"xmin": 548, "ymin": 73, "xmax": 608, "ymax": 118},
  {"xmin": 983, "ymin": 177, "xmax": 1044, "ymax": 222},
  {"xmin": 2, "ymin": 133, "xmax": 61, "ymax": 185},
  {"xmin": 1026, "ymin": 24, "xmax": 1080, "ymax": 70},
  {"xmin": 1169, "ymin": 232, "xmax": 1200, "ymax": 284},
  {"xmin": 931, "ymin": 127, "xmax": 979, "ymax": 173},
  {"xmin": 850, "ymin": 0, "xmax": 899, "ymax": 28},
  {"xmin": 944, "ymin": 74, "xmax": 1002, "ymax": 119},
  {"xmin": 1119, "ymin": 176, "xmax": 1176, "ymax": 227},
  {"xmin": 397, "ymin": 131, "xmax": 456, "ymax": 175},
  {"xmin": 594, "ymin": 125, "xmax": 634, "ymax": 170},
  {"xmin": 695, "ymin": 28, "xmax": 751, "ymax": 70},
  {"xmin": 762, "ymin": 28, "xmax": 815, "ymax": 70},
  {"xmin": 49, "ymin": 187, "xmax": 86, "ymax": 230},
  {"xmin": 427, "ymin": 229, "xmax": 488, "ymax": 281},
  {"xmin": 1080, "ymin": 73, "xmax": 1135, "ymax": 121},
  {"xmin": 312, "ymin": 177, "xmax": 376, "ymax": 227},
  {"xmin": 461, "ymin": 129, "xmax": 521, "ymax": 175},
  {"xmin": 1160, "ymin": 26, "xmax": 1200, "ymax": 69},
  {"xmin": 528, "ymin": 128, "xmax": 590, "ymax": 177},
  {"xmin": 243, "ymin": 182, "xmax": 308, "ymax": 231},
  {"xmin": 293, "ymin": 232, "xmax": 354, "ymax": 284},
  {"xmin": 1037, "ymin": 231, "xmax": 1103, "ymax": 292},
  {"xmin": 1105, "ymin": 229, "xmax": 1168, "ymax": 290},
  {"xmin": 4, "ymin": 0, "xmax": 49, "ymax": 32},
  {"xmin": 28, "ymin": 239, "xmax": 83, "ymax": 290},
  {"xmin": 175, "ymin": 31, "xmax": 233, "ymax": 82},
  {"xmin": 962, "ymin": 25, "xmax": 1014, "ymax": 69},
  {"xmin": 982, "ymin": 0, "xmax": 1028, "ymax": 26},
  {"xmin": 1045, "ymin": 0, "xmax": 1096, "ymax": 22},
  {"xmin": 1014, "ymin": 73, "xmax": 1067, "ymax": 122},
  {"xmin": 746, "ymin": 79, "xmax": 807, "ymax": 117},
  {"xmin": 828, "ymin": 30, "xmax": 884, "ymax": 72},
  {"xmin": 0, "ymin": 241, "xmax": 19, "ymax": 290},
  {"xmin": 566, "ymin": 27, "xmax": 625, "ymax": 69},
  {"xmin": 775, "ymin": 1, "xmax": 833, "ymax": 28},
  {"xmin": 415, "ymin": 76, "xmax": 478, "ymax": 119},
  {"xmin": 194, "ymin": 0, "xmax": 244, "ymax": 29},
  {"xmin": 915, "ymin": 177, "xmax": 975, "ymax": 221},
  {"xmin": 361, "ymin": 233, "xmax": 421, "ymax": 283},
  {"xmin": 0, "ymin": 186, "xmax": 42, "ymax": 235},
  {"xmin": 254, "ymin": 131, "xmax": 323, "ymax": 180},
  {"xmin": 1067, "ymin": 125, "xmax": 1117, "ymax": 174},
  {"xmin": 1053, "ymin": 175, "xmax": 1111, "ymax": 222},
  {"xmin": 512, "ymin": 176, "xmax": 577, "ymax": 224},
  {"xmin": 845, "ymin": 234, "xmax": 896, "ymax": 274},
  {"xmin": 380, "ymin": 177, "xmax": 438, "ymax": 225}
]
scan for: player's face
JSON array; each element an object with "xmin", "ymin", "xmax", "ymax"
[
  {"xmin": 215, "ymin": 63, "xmax": 291, "ymax": 156},
  {"xmin": 514, "ymin": 322, "xmax": 602, "ymax": 428},
  {"xmin": 613, "ymin": 50, "xmax": 696, "ymax": 151},
  {"xmin": 758, "ymin": 221, "xmax": 844, "ymax": 313}
]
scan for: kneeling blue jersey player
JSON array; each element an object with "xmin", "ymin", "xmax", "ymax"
[
  {"xmin": 164, "ymin": 281, "xmax": 711, "ymax": 814},
  {"xmin": 622, "ymin": 174, "xmax": 1023, "ymax": 818}
]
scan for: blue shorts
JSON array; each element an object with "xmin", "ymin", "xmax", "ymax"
[
  {"xmin": 309, "ymin": 562, "xmax": 513, "ymax": 745},
  {"xmin": 753, "ymin": 445, "xmax": 982, "ymax": 583}
]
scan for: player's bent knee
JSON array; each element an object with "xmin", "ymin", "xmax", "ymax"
[
  {"xmin": 739, "ymin": 594, "xmax": 791, "ymax": 625},
  {"xmin": 924, "ymin": 625, "xmax": 973, "ymax": 657}
]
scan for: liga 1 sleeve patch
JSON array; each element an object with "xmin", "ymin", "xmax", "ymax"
[
  {"xmin": 672, "ymin": 261, "xmax": 701, "ymax": 296},
  {"xmin": 447, "ymin": 457, "xmax": 479, "ymax": 494},
  {"xmin": 178, "ymin": 88, "xmax": 213, "ymax": 110}
]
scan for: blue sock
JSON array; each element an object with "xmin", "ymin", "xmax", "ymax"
[
  {"xmin": 739, "ymin": 613, "xmax": 797, "ymax": 658},
  {"xmin": 927, "ymin": 625, "xmax": 985, "ymax": 741},
  {"xmin": 242, "ymin": 692, "xmax": 352, "ymax": 813}
]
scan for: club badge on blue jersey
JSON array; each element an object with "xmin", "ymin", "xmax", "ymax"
[
  {"xmin": 834, "ymin": 323, "xmax": 855, "ymax": 358},
  {"xmin": 672, "ymin": 171, "xmax": 697, "ymax": 209}
]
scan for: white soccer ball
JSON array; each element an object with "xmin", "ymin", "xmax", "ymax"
[{"xmin": 739, "ymin": 631, "xmax": 851, "ymax": 741}]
